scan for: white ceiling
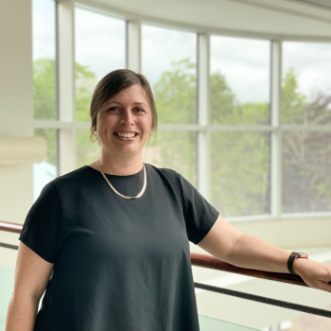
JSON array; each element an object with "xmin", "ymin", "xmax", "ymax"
[{"xmin": 77, "ymin": 0, "xmax": 331, "ymax": 39}]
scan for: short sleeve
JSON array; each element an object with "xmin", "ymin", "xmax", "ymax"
[
  {"xmin": 167, "ymin": 169, "xmax": 220, "ymax": 245},
  {"xmin": 18, "ymin": 181, "xmax": 63, "ymax": 263}
]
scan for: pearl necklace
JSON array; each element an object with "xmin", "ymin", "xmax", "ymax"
[{"xmin": 97, "ymin": 159, "xmax": 147, "ymax": 200}]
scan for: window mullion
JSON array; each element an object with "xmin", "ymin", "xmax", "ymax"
[
  {"xmin": 270, "ymin": 40, "xmax": 282, "ymax": 217},
  {"xmin": 57, "ymin": 0, "xmax": 76, "ymax": 176},
  {"xmin": 126, "ymin": 20, "xmax": 141, "ymax": 73},
  {"xmin": 197, "ymin": 33, "xmax": 210, "ymax": 200}
]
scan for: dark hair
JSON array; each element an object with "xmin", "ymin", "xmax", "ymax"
[{"xmin": 90, "ymin": 69, "xmax": 157, "ymax": 144}]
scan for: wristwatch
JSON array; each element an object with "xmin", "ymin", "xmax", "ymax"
[{"xmin": 287, "ymin": 251, "xmax": 308, "ymax": 275}]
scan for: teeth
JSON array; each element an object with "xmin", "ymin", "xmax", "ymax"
[{"xmin": 117, "ymin": 132, "xmax": 136, "ymax": 138}]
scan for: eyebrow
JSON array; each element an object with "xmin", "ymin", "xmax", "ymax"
[{"xmin": 106, "ymin": 101, "xmax": 147, "ymax": 106}]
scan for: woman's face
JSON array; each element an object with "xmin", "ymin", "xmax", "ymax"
[{"xmin": 95, "ymin": 84, "xmax": 152, "ymax": 158}]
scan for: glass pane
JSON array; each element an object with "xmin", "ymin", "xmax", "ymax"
[
  {"xmin": 33, "ymin": 129, "xmax": 57, "ymax": 201},
  {"xmin": 142, "ymin": 25, "xmax": 197, "ymax": 124},
  {"xmin": 282, "ymin": 42, "xmax": 331, "ymax": 125},
  {"xmin": 282, "ymin": 131, "xmax": 331, "ymax": 213},
  {"xmin": 210, "ymin": 132, "xmax": 270, "ymax": 217},
  {"xmin": 199, "ymin": 315, "xmax": 259, "ymax": 331},
  {"xmin": 32, "ymin": 0, "xmax": 57, "ymax": 120},
  {"xmin": 143, "ymin": 131, "xmax": 196, "ymax": 186},
  {"xmin": 210, "ymin": 36, "xmax": 270, "ymax": 125},
  {"xmin": 75, "ymin": 8, "xmax": 126, "ymax": 121},
  {"xmin": 76, "ymin": 130, "xmax": 101, "ymax": 168}
]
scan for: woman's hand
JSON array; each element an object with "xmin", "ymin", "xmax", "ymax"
[{"xmin": 293, "ymin": 258, "xmax": 331, "ymax": 293}]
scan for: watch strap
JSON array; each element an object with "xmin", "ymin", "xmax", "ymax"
[{"xmin": 287, "ymin": 251, "xmax": 308, "ymax": 275}]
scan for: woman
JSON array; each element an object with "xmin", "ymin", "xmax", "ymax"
[{"xmin": 6, "ymin": 69, "xmax": 331, "ymax": 331}]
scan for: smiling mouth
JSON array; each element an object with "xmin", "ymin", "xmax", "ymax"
[{"xmin": 115, "ymin": 132, "xmax": 138, "ymax": 138}]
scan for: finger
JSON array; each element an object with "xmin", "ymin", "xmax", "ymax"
[{"xmin": 315, "ymin": 281, "xmax": 331, "ymax": 293}]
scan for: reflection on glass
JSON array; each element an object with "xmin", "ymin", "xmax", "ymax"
[
  {"xmin": 32, "ymin": 0, "xmax": 57, "ymax": 120},
  {"xmin": 210, "ymin": 36, "xmax": 270, "ymax": 125},
  {"xmin": 210, "ymin": 132, "xmax": 270, "ymax": 217},
  {"xmin": 282, "ymin": 131, "xmax": 331, "ymax": 213},
  {"xmin": 76, "ymin": 130, "xmax": 101, "ymax": 168},
  {"xmin": 142, "ymin": 25, "xmax": 197, "ymax": 124},
  {"xmin": 75, "ymin": 8, "xmax": 126, "ymax": 121},
  {"xmin": 33, "ymin": 129, "xmax": 57, "ymax": 201},
  {"xmin": 282, "ymin": 42, "xmax": 331, "ymax": 125},
  {"xmin": 143, "ymin": 131, "xmax": 196, "ymax": 186}
]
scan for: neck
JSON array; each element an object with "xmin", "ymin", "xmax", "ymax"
[{"xmin": 98, "ymin": 151, "xmax": 144, "ymax": 176}]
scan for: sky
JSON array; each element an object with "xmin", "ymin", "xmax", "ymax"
[{"xmin": 33, "ymin": 0, "xmax": 331, "ymax": 105}]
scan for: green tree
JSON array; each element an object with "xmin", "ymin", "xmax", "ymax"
[
  {"xmin": 209, "ymin": 69, "xmax": 269, "ymax": 216},
  {"xmin": 153, "ymin": 58, "xmax": 196, "ymax": 124},
  {"xmin": 33, "ymin": 58, "xmax": 57, "ymax": 120},
  {"xmin": 74, "ymin": 64, "xmax": 101, "ymax": 167},
  {"xmin": 281, "ymin": 68, "xmax": 331, "ymax": 213},
  {"xmin": 281, "ymin": 68, "xmax": 306, "ymax": 124},
  {"xmin": 33, "ymin": 58, "xmax": 100, "ymax": 167},
  {"xmin": 147, "ymin": 58, "xmax": 196, "ymax": 183}
]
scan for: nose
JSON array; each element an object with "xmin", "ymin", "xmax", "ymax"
[{"xmin": 120, "ymin": 109, "xmax": 135, "ymax": 126}]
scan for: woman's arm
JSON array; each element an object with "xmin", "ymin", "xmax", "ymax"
[
  {"xmin": 5, "ymin": 241, "xmax": 54, "ymax": 331},
  {"xmin": 198, "ymin": 215, "xmax": 331, "ymax": 292}
]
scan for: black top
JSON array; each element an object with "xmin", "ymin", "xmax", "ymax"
[{"xmin": 19, "ymin": 164, "xmax": 219, "ymax": 331}]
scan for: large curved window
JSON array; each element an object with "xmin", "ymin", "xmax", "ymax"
[{"xmin": 31, "ymin": 2, "xmax": 331, "ymax": 217}]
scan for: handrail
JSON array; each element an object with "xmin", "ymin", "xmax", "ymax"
[
  {"xmin": 0, "ymin": 219, "xmax": 307, "ymax": 287},
  {"xmin": 0, "ymin": 220, "xmax": 22, "ymax": 234},
  {"xmin": 0, "ymin": 220, "xmax": 307, "ymax": 286},
  {"xmin": 1, "ymin": 220, "xmax": 331, "ymax": 319},
  {"xmin": 190, "ymin": 252, "xmax": 307, "ymax": 287}
]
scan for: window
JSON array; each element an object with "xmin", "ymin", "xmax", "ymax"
[
  {"xmin": 75, "ymin": 8, "xmax": 126, "ymax": 122},
  {"xmin": 32, "ymin": 0, "xmax": 58, "ymax": 200},
  {"xmin": 142, "ymin": 24, "xmax": 197, "ymax": 124},
  {"xmin": 142, "ymin": 24, "xmax": 197, "ymax": 184},
  {"xmin": 30, "ymin": 1, "xmax": 331, "ymax": 218},
  {"xmin": 32, "ymin": 0, "xmax": 57, "ymax": 120},
  {"xmin": 210, "ymin": 36, "xmax": 270, "ymax": 125},
  {"xmin": 33, "ymin": 129, "xmax": 57, "ymax": 200},
  {"xmin": 209, "ymin": 36, "xmax": 271, "ymax": 217},
  {"xmin": 210, "ymin": 132, "xmax": 270, "ymax": 217},
  {"xmin": 282, "ymin": 42, "xmax": 331, "ymax": 125},
  {"xmin": 282, "ymin": 42, "xmax": 331, "ymax": 213}
]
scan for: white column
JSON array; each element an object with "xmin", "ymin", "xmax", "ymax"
[
  {"xmin": 126, "ymin": 20, "xmax": 141, "ymax": 73},
  {"xmin": 270, "ymin": 40, "xmax": 282, "ymax": 217},
  {"xmin": 57, "ymin": 0, "xmax": 76, "ymax": 175},
  {"xmin": 197, "ymin": 33, "xmax": 210, "ymax": 200},
  {"xmin": 0, "ymin": 0, "xmax": 34, "ymax": 224}
]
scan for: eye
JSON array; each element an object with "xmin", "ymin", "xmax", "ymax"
[
  {"xmin": 107, "ymin": 107, "xmax": 118, "ymax": 112},
  {"xmin": 136, "ymin": 108, "xmax": 145, "ymax": 113}
]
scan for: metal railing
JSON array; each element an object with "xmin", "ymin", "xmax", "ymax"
[{"xmin": 1, "ymin": 219, "xmax": 331, "ymax": 319}]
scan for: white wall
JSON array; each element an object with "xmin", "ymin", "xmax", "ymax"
[{"xmin": 0, "ymin": 0, "xmax": 34, "ymax": 226}]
